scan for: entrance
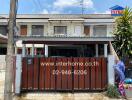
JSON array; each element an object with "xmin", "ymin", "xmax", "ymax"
[{"xmin": 49, "ymin": 46, "xmax": 80, "ymax": 57}]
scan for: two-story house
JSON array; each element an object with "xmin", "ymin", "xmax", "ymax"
[
  {"xmin": 0, "ymin": 14, "xmax": 114, "ymax": 57},
  {"xmin": 0, "ymin": 14, "xmax": 116, "ymax": 92}
]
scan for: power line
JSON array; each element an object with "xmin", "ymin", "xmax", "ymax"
[
  {"xmin": 38, "ymin": 0, "xmax": 43, "ymax": 10},
  {"xmin": 81, "ymin": 0, "xmax": 84, "ymax": 14},
  {"xmin": 32, "ymin": 0, "xmax": 43, "ymax": 12},
  {"xmin": 32, "ymin": 0, "xmax": 42, "ymax": 11},
  {"xmin": 73, "ymin": 0, "xmax": 85, "ymax": 14}
]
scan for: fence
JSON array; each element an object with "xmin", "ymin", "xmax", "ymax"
[{"xmin": 21, "ymin": 57, "xmax": 107, "ymax": 92}]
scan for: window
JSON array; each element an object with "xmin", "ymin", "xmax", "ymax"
[
  {"xmin": 84, "ymin": 26, "xmax": 90, "ymax": 36},
  {"xmin": 54, "ymin": 26, "xmax": 67, "ymax": 35},
  {"xmin": 20, "ymin": 25, "xmax": 27, "ymax": 36},
  {"xmin": 36, "ymin": 48, "xmax": 44, "ymax": 55},
  {"xmin": 0, "ymin": 47, "xmax": 7, "ymax": 55},
  {"xmin": 32, "ymin": 25, "xmax": 44, "ymax": 36},
  {"xmin": 93, "ymin": 25, "xmax": 107, "ymax": 37},
  {"xmin": 0, "ymin": 25, "xmax": 8, "ymax": 36}
]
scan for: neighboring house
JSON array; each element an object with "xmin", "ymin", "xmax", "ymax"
[
  {"xmin": 0, "ymin": 34, "xmax": 7, "ymax": 55},
  {"xmin": 0, "ymin": 14, "xmax": 115, "ymax": 57},
  {"xmin": 0, "ymin": 34, "xmax": 7, "ymax": 70}
]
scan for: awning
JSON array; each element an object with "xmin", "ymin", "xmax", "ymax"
[
  {"xmin": 0, "ymin": 34, "xmax": 7, "ymax": 44},
  {"xmin": 14, "ymin": 36, "xmax": 114, "ymax": 44}
]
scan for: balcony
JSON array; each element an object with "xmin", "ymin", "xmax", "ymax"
[
  {"xmin": 14, "ymin": 33, "xmax": 114, "ymax": 44},
  {"xmin": 15, "ymin": 32, "xmax": 113, "ymax": 38}
]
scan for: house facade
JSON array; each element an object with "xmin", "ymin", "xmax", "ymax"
[
  {"xmin": 0, "ymin": 14, "xmax": 116, "ymax": 93},
  {"xmin": 0, "ymin": 14, "xmax": 115, "ymax": 57}
]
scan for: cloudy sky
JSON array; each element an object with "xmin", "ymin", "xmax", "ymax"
[{"xmin": 0, "ymin": 0, "xmax": 132, "ymax": 14}]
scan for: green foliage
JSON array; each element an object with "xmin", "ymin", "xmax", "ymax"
[
  {"xmin": 113, "ymin": 7, "xmax": 132, "ymax": 58},
  {"xmin": 106, "ymin": 85, "xmax": 120, "ymax": 98}
]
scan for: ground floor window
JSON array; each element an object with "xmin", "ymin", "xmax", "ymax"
[
  {"xmin": 49, "ymin": 46, "xmax": 79, "ymax": 57},
  {"xmin": 0, "ymin": 47, "xmax": 7, "ymax": 55},
  {"xmin": 35, "ymin": 48, "xmax": 44, "ymax": 55},
  {"xmin": 98, "ymin": 44, "xmax": 104, "ymax": 56},
  {"xmin": 49, "ymin": 45, "xmax": 96, "ymax": 57},
  {"xmin": 84, "ymin": 44, "xmax": 96, "ymax": 57}
]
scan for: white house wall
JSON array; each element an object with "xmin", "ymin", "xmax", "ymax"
[
  {"xmin": 107, "ymin": 25, "xmax": 114, "ymax": 37},
  {"xmin": 0, "ymin": 17, "xmax": 115, "ymax": 37},
  {"xmin": 15, "ymin": 21, "xmax": 115, "ymax": 38},
  {"xmin": 46, "ymin": 22, "xmax": 84, "ymax": 36}
]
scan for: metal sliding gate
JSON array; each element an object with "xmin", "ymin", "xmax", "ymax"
[{"xmin": 21, "ymin": 57, "xmax": 107, "ymax": 92}]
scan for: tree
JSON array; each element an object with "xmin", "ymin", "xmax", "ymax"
[{"xmin": 113, "ymin": 7, "xmax": 132, "ymax": 58}]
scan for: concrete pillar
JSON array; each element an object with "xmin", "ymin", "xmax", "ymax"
[
  {"xmin": 90, "ymin": 25, "xmax": 93, "ymax": 36},
  {"xmin": 27, "ymin": 24, "xmax": 32, "ymax": 36},
  {"xmin": 15, "ymin": 46, "xmax": 17, "ymax": 55},
  {"xmin": 95, "ymin": 44, "xmax": 98, "ymax": 57},
  {"xmin": 31, "ymin": 44, "xmax": 34, "ymax": 57},
  {"xmin": 34, "ymin": 48, "xmax": 37, "ymax": 55},
  {"xmin": 45, "ymin": 45, "xmax": 48, "ymax": 57},
  {"xmin": 108, "ymin": 55, "xmax": 115, "ymax": 85},
  {"xmin": 104, "ymin": 44, "xmax": 108, "ymax": 57},
  {"xmin": 22, "ymin": 44, "xmax": 26, "ymax": 57},
  {"xmin": 15, "ymin": 55, "xmax": 22, "ymax": 94}
]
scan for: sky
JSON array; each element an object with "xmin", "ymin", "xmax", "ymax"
[{"xmin": 0, "ymin": 0, "xmax": 132, "ymax": 14}]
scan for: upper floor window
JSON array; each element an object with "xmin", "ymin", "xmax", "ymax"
[
  {"xmin": 84, "ymin": 26, "xmax": 90, "ymax": 36},
  {"xmin": 0, "ymin": 25, "xmax": 8, "ymax": 36},
  {"xmin": 54, "ymin": 26, "xmax": 67, "ymax": 35},
  {"xmin": 93, "ymin": 25, "xmax": 107, "ymax": 37},
  {"xmin": 20, "ymin": 25, "xmax": 27, "ymax": 36},
  {"xmin": 32, "ymin": 25, "xmax": 44, "ymax": 36}
]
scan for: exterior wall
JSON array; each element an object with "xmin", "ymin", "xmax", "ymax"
[
  {"xmin": 0, "ymin": 14, "xmax": 115, "ymax": 49},
  {"xmin": 107, "ymin": 24, "xmax": 114, "ymax": 37},
  {"xmin": 18, "ymin": 22, "xmax": 48, "ymax": 36},
  {"xmin": 15, "ymin": 22, "xmax": 114, "ymax": 48},
  {"xmin": 0, "ymin": 15, "xmax": 115, "ymax": 37},
  {"xmin": 17, "ymin": 22, "xmax": 114, "ymax": 37},
  {"xmin": 46, "ymin": 22, "xmax": 84, "ymax": 36},
  {"xmin": 0, "ymin": 55, "xmax": 6, "ymax": 70}
]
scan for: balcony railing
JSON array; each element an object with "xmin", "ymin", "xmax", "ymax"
[{"xmin": 15, "ymin": 33, "xmax": 113, "ymax": 38}]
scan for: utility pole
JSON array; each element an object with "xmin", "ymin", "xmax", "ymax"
[
  {"xmin": 81, "ymin": 0, "xmax": 84, "ymax": 14},
  {"xmin": 4, "ymin": 0, "xmax": 18, "ymax": 100},
  {"xmin": 73, "ymin": 0, "xmax": 85, "ymax": 14}
]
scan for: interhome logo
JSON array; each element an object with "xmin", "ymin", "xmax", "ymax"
[{"xmin": 110, "ymin": 5, "xmax": 124, "ymax": 16}]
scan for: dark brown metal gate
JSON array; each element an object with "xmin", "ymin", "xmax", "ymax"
[{"xmin": 21, "ymin": 57, "xmax": 107, "ymax": 92}]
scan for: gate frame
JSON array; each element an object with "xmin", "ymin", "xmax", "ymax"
[{"xmin": 14, "ymin": 55, "xmax": 115, "ymax": 94}]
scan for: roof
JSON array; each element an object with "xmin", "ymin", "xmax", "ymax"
[
  {"xmin": 110, "ymin": 5, "xmax": 124, "ymax": 10},
  {"xmin": 14, "ymin": 36, "xmax": 114, "ymax": 44},
  {"xmin": 0, "ymin": 14, "xmax": 114, "ymax": 19}
]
